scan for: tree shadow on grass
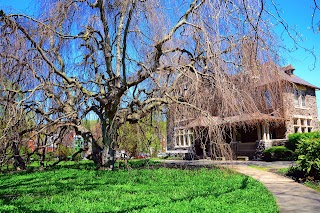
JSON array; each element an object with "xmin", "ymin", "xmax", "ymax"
[
  {"xmin": 0, "ymin": 163, "xmax": 255, "ymax": 212},
  {"xmin": 239, "ymin": 176, "xmax": 249, "ymax": 189},
  {"xmin": 1, "ymin": 174, "xmax": 251, "ymax": 213},
  {"xmin": 0, "ymin": 195, "xmax": 57, "ymax": 213},
  {"xmin": 0, "ymin": 170, "xmax": 106, "ymax": 212},
  {"xmin": 115, "ymin": 176, "xmax": 251, "ymax": 213}
]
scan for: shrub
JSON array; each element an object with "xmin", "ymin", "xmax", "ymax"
[
  {"xmin": 19, "ymin": 145, "xmax": 32, "ymax": 156},
  {"xmin": 30, "ymin": 153, "xmax": 40, "ymax": 161},
  {"xmin": 296, "ymin": 138, "xmax": 320, "ymax": 179},
  {"xmin": 287, "ymin": 132, "xmax": 320, "ymax": 151},
  {"xmin": 115, "ymin": 159, "xmax": 161, "ymax": 169},
  {"xmin": 286, "ymin": 165, "xmax": 306, "ymax": 182},
  {"xmin": 45, "ymin": 152, "xmax": 55, "ymax": 161},
  {"xmin": 262, "ymin": 146, "xmax": 294, "ymax": 161},
  {"xmin": 56, "ymin": 145, "xmax": 74, "ymax": 159}
]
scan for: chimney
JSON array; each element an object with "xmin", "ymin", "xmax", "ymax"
[{"xmin": 283, "ymin": 64, "xmax": 295, "ymax": 75}]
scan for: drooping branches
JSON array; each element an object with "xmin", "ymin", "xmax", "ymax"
[{"xmin": 0, "ymin": 0, "xmax": 294, "ymax": 169}]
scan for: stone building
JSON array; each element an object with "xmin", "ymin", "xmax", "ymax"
[{"xmin": 166, "ymin": 65, "xmax": 319, "ymax": 159}]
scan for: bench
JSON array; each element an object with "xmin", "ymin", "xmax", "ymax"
[
  {"xmin": 237, "ymin": 156, "xmax": 249, "ymax": 161},
  {"xmin": 215, "ymin": 157, "xmax": 226, "ymax": 161}
]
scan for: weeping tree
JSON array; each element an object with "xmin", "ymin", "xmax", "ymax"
[
  {"xmin": 0, "ymin": 79, "xmax": 32, "ymax": 170},
  {"xmin": 0, "ymin": 0, "xmax": 288, "ymax": 169}
]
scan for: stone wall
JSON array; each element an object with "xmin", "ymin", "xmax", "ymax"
[
  {"xmin": 283, "ymin": 86, "xmax": 319, "ymax": 137},
  {"xmin": 166, "ymin": 110, "xmax": 194, "ymax": 151},
  {"xmin": 166, "ymin": 110, "xmax": 175, "ymax": 150}
]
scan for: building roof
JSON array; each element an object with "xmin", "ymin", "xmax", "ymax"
[
  {"xmin": 186, "ymin": 112, "xmax": 284, "ymax": 128},
  {"xmin": 186, "ymin": 116, "xmax": 220, "ymax": 127},
  {"xmin": 253, "ymin": 63, "xmax": 319, "ymax": 90},
  {"xmin": 222, "ymin": 112, "xmax": 284, "ymax": 124},
  {"xmin": 280, "ymin": 65, "xmax": 320, "ymax": 89}
]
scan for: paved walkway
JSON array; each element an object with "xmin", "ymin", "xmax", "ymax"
[
  {"xmin": 161, "ymin": 160, "xmax": 320, "ymax": 212},
  {"xmin": 234, "ymin": 165, "xmax": 320, "ymax": 213}
]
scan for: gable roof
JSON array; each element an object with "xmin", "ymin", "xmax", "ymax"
[
  {"xmin": 280, "ymin": 65, "xmax": 320, "ymax": 89},
  {"xmin": 186, "ymin": 112, "xmax": 284, "ymax": 128}
]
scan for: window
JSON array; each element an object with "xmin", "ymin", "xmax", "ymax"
[
  {"xmin": 294, "ymin": 90, "xmax": 299, "ymax": 106},
  {"xmin": 293, "ymin": 117, "xmax": 313, "ymax": 133},
  {"xmin": 294, "ymin": 89, "xmax": 307, "ymax": 108},
  {"xmin": 174, "ymin": 129, "xmax": 193, "ymax": 147},
  {"xmin": 301, "ymin": 91, "xmax": 306, "ymax": 107},
  {"xmin": 307, "ymin": 119, "xmax": 311, "ymax": 126},
  {"xmin": 265, "ymin": 90, "xmax": 272, "ymax": 108}
]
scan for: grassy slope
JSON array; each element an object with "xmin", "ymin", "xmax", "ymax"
[{"xmin": 0, "ymin": 163, "xmax": 278, "ymax": 213}]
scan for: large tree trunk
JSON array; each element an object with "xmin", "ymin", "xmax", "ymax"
[
  {"xmin": 91, "ymin": 140, "xmax": 102, "ymax": 169},
  {"xmin": 12, "ymin": 142, "xmax": 26, "ymax": 170},
  {"xmin": 91, "ymin": 140, "xmax": 116, "ymax": 170},
  {"xmin": 95, "ymin": 119, "xmax": 117, "ymax": 170},
  {"xmin": 101, "ymin": 144, "xmax": 115, "ymax": 170},
  {"xmin": 39, "ymin": 147, "xmax": 45, "ymax": 168},
  {"xmin": 39, "ymin": 136, "xmax": 47, "ymax": 168}
]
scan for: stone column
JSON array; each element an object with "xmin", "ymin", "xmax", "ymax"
[
  {"xmin": 266, "ymin": 124, "xmax": 270, "ymax": 141},
  {"xmin": 262, "ymin": 123, "xmax": 267, "ymax": 141},
  {"xmin": 257, "ymin": 124, "xmax": 261, "ymax": 141},
  {"xmin": 232, "ymin": 127, "xmax": 237, "ymax": 142},
  {"xmin": 298, "ymin": 118, "xmax": 302, "ymax": 133}
]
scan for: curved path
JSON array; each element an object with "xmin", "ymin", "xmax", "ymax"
[
  {"xmin": 234, "ymin": 165, "xmax": 320, "ymax": 213},
  {"xmin": 161, "ymin": 160, "xmax": 320, "ymax": 212}
]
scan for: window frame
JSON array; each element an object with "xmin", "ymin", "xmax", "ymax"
[
  {"xmin": 293, "ymin": 117, "xmax": 313, "ymax": 133},
  {"xmin": 174, "ymin": 128, "xmax": 194, "ymax": 148},
  {"xmin": 294, "ymin": 89, "xmax": 307, "ymax": 108},
  {"xmin": 264, "ymin": 90, "xmax": 272, "ymax": 109}
]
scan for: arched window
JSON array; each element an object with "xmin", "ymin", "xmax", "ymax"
[
  {"xmin": 294, "ymin": 89, "xmax": 307, "ymax": 108},
  {"xmin": 265, "ymin": 90, "xmax": 272, "ymax": 108}
]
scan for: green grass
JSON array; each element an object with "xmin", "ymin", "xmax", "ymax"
[
  {"xmin": 248, "ymin": 166, "xmax": 290, "ymax": 176},
  {"xmin": 304, "ymin": 181, "xmax": 320, "ymax": 192},
  {"xmin": 247, "ymin": 165, "xmax": 272, "ymax": 171},
  {"xmin": 276, "ymin": 168, "xmax": 289, "ymax": 175},
  {"xmin": 0, "ymin": 162, "xmax": 278, "ymax": 213}
]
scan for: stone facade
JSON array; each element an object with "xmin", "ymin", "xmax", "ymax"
[
  {"xmin": 283, "ymin": 86, "xmax": 319, "ymax": 137},
  {"xmin": 255, "ymin": 140, "xmax": 273, "ymax": 159},
  {"xmin": 166, "ymin": 68, "xmax": 319, "ymax": 158}
]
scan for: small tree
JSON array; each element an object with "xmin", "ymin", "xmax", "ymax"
[{"xmin": 118, "ymin": 115, "xmax": 165, "ymax": 157}]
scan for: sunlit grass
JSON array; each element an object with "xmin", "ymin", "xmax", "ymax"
[
  {"xmin": 0, "ymin": 162, "xmax": 278, "ymax": 212},
  {"xmin": 276, "ymin": 167, "xmax": 289, "ymax": 175},
  {"xmin": 304, "ymin": 181, "xmax": 320, "ymax": 192},
  {"xmin": 247, "ymin": 165, "xmax": 272, "ymax": 171}
]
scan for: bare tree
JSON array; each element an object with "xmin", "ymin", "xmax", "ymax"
[
  {"xmin": 311, "ymin": 0, "xmax": 320, "ymax": 32},
  {"xmin": 0, "ymin": 0, "xmax": 287, "ymax": 169}
]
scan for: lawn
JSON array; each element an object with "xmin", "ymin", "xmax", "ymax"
[{"xmin": 0, "ymin": 162, "xmax": 278, "ymax": 212}]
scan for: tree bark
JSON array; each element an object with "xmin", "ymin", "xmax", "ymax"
[{"xmin": 12, "ymin": 142, "xmax": 26, "ymax": 170}]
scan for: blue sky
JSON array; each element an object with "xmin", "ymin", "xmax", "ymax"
[
  {"xmin": 0, "ymin": 0, "xmax": 35, "ymax": 14},
  {"xmin": 1, "ymin": 0, "xmax": 320, "ymax": 119},
  {"xmin": 272, "ymin": 0, "xmax": 320, "ymax": 120}
]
